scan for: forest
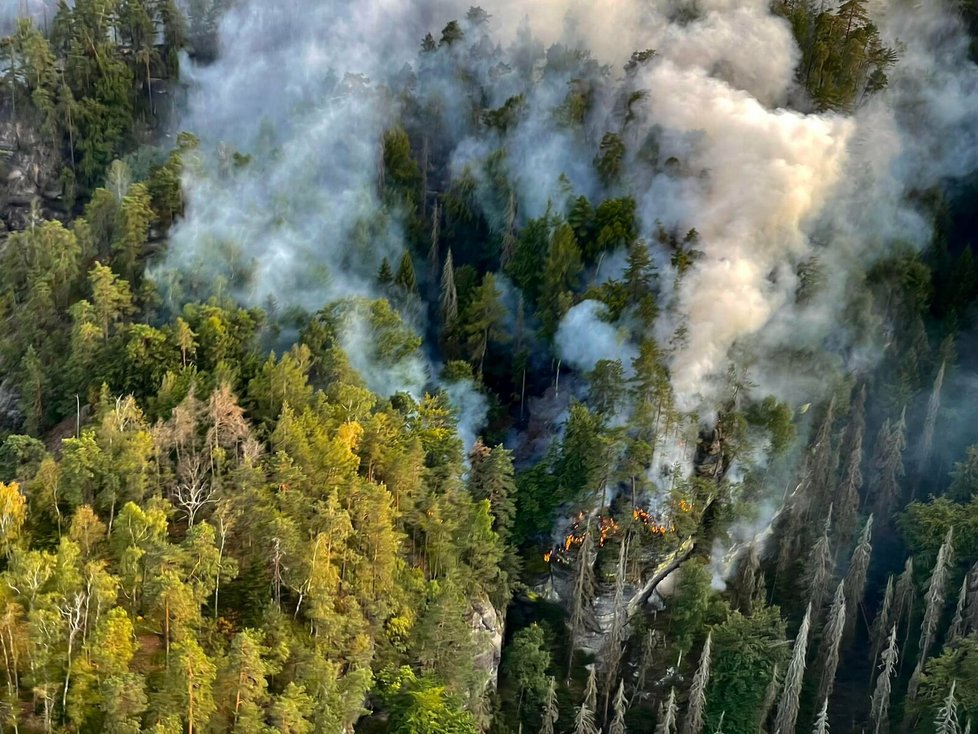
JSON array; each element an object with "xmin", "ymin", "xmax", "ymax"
[{"xmin": 2, "ymin": 0, "xmax": 978, "ymax": 732}]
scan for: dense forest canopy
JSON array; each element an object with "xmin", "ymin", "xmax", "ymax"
[{"xmin": 3, "ymin": 0, "xmax": 978, "ymax": 732}]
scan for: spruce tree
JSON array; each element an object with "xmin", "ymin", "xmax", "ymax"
[
  {"xmin": 805, "ymin": 398, "xmax": 838, "ymax": 520},
  {"xmin": 733, "ymin": 541, "xmax": 762, "ymax": 613},
  {"xmin": 568, "ymin": 520, "xmax": 597, "ymax": 678},
  {"xmin": 812, "ymin": 698, "xmax": 830, "ymax": 734},
  {"xmin": 657, "ymin": 688, "xmax": 678, "ymax": 734},
  {"xmin": 935, "ymin": 681, "xmax": 960, "ymax": 734},
  {"xmin": 440, "ymin": 249, "xmax": 458, "ymax": 325},
  {"xmin": 870, "ymin": 626, "xmax": 898, "ymax": 734},
  {"xmin": 774, "ymin": 604, "xmax": 811, "ymax": 734},
  {"xmin": 428, "ymin": 200, "xmax": 441, "ymax": 282},
  {"xmin": 869, "ymin": 575, "xmax": 894, "ymax": 677},
  {"xmin": 835, "ymin": 386, "xmax": 865, "ymax": 549},
  {"xmin": 395, "ymin": 251, "xmax": 418, "ymax": 294},
  {"xmin": 894, "ymin": 557, "xmax": 916, "ymax": 635},
  {"xmin": 574, "ymin": 702, "xmax": 599, "ymax": 734},
  {"xmin": 869, "ymin": 415, "xmax": 906, "ymax": 524},
  {"xmin": 540, "ymin": 677, "xmax": 559, "ymax": 734},
  {"xmin": 758, "ymin": 664, "xmax": 781, "ymax": 732},
  {"xmin": 843, "ymin": 515, "xmax": 873, "ymax": 641},
  {"xmin": 817, "ymin": 579, "xmax": 846, "ymax": 705},
  {"xmin": 949, "ymin": 574, "xmax": 969, "ymax": 643},
  {"xmin": 804, "ymin": 506, "xmax": 835, "ymax": 623},
  {"xmin": 584, "ymin": 665, "xmax": 598, "ymax": 715},
  {"xmin": 609, "ymin": 680, "xmax": 627, "ymax": 734},
  {"xmin": 603, "ymin": 539, "xmax": 629, "ymax": 723},
  {"xmin": 909, "ymin": 527, "xmax": 954, "ymax": 701},
  {"xmin": 918, "ymin": 360, "xmax": 946, "ymax": 475},
  {"xmin": 681, "ymin": 631, "xmax": 712, "ymax": 734}
]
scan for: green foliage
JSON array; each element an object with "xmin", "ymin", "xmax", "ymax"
[{"xmin": 704, "ymin": 607, "xmax": 788, "ymax": 734}]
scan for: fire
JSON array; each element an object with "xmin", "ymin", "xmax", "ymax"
[
  {"xmin": 678, "ymin": 499, "xmax": 694, "ymax": 513},
  {"xmin": 632, "ymin": 507, "xmax": 675, "ymax": 536}
]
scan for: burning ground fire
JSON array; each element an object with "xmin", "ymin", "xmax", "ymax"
[{"xmin": 544, "ymin": 504, "xmax": 687, "ymax": 563}]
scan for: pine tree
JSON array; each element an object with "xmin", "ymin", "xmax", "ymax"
[
  {"xmin": 909, "ymin": 527, "xmax": 954, "ymax": 701},
  {"xmin": 733, "ymin": 541, "xmax": 762, "ymax": 613},
  {"xmin": 395, "ymin": 252, "xmax": 418, "ymax": 294},
  {"xmin": 657, "ymin": 688, "xmax": 678, "ymax": 734},
  {"xmin": 603, "ymin": 539, "xmax": 629, "ymax": 723},
  {"xmin": 964, "ymin": 561, "xmax": 978, "ymax": 636},
  {"xmin": 540, "ymin": 677, "xmax": 558, "ymax": 734},
  {"xmin": 681, "ymin": 631, "xmax": 712, "ymax": 734},
  {"xmin": 774, "ymin": 604, "xmax": 811, "ymax": 734},
  {"xmin": 817, "ymin": 579, "xmax": 846, "ymax": 705},
  {"xmin": 584, "ymin": 666, "xmax": 598, "ymax": 715},
  {"xmin": 634, "ymin": 631, "xmax": 656, "ymax": 698},
  {"xmin": 869, "ymin": 415, "xmax": 906, "ymax": 523},
  {"xmin": 428, "ymin": 200, "xmax": 441, "ymax": 282},
  {"xmin": 869, "ymin": 575, "xmax": 894, "ymax": 677},
  {"xmin": 870, "ymin": 626, "xmax": 898, "ymax": 734},
  {"xmin": 918, "ymin": 360, "xmax": 946, "ymax": 475},
  {"xmin": 812, "ymin": 698, "xmax": 830, "ymax": 734},
  {"xmin": 894, "ymin": 557, "xmax": 916, "ymax": 635},
  {"xmin": 574, "ymin": 702, "xmax": 599, "ymax": 734},
  {"xmin": 463, "ymin": 272, "xmax": 509, "ymax": 377},
  {"xmin": 804, "ymin": 507, "xmax": 835, "ymax": 623},
  {"xmin": 502, "ymin": 190, "xmax": 518, "ymax": 269},
  {"xmin": 835, "ymin": 386, "xmax": 865, "ymax": 548},
  {"xmin": 568, "ymin": 521, "xmax": 597, "ymax": 678},
  {"xmin": 805, "ymin": 398, "xmax": 838, "ymax": 520},
  {"xmin": 843, "ymin": 515, "xmax": 873, "ymax": 641},
  {"xmin": 610, "ymin": 680, "xmax": 627, "ymax": 734},
  {"xmin": 440, "ymin": 249, "xmax": 458, "ymax": 325},
  {"xmin": 378, "ymin": 257, "xmax": 394, "ymax": 285},
  {"xmin": 758, "ymin": 664, "xmax": 780, "ymax": 732},
  {"xmin": 935, "ymin": 681, "xmax": 960, "ymax": 734},
  {"xmin": 949, "ymin": 574, "xmax": 969, "ymax": 643}
]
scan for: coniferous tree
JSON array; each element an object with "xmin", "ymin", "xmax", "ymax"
[
  {"xmin": 568, "ymin": 522, "xmax": 597, "ymax": 678},
  {"xmin": 440, "ymin": 249, "xmax": 459, "ymax": 326},
  {"xmin": 869, "ymin": 575, "xmax": 895, "ymax": 676},
  {"xmin": 610, "ymin": 680, "xmax": 627, "ymax": 734},
  {"xmin": 805, "ymin": 398, "xmax": 838, "ymax": 520},
  {"xmin": 732, "ymin": 541, "xmax": 762, "ymax": 614},
  {"xmin": 377, "ymin": 257, "xmax": 394, "ymax": 285},
  {"xmin": 843, "ymin": 515, "xmax": 873, "ymax": 641},
  {"xmin": 574, "ymin": 702, "xmax": 599, "ymax": 734},
  {"xmin": 758, "ymin": 664, "xmax": 781, "ymax": 732},
  {"xmin": 909, "ymin": 527, "xmax": 954, "ymax": 701},
  {"xmin": 428, "ymin": 200, "xmax": 441, "ymax": 282},
  {"xmin": 935, "ymin": 681, "xmax": 960, "ymax": 734},
  {"xmin": 812, "ymin": 698, "xmax": 830, "ymax": 734},
  {"xmin": 774, "ymin": 604, "xmax": 811, "ymax": 734},
  {"xmin": 658, "ymin": 688, "xmax": 678, "ymax": 734},
  {"xmin": 949, "ymin": 574, "xmax": 969, "ymax": 643},
  {"xmin": 681, "ymin": 631, "xmax": 712, "ymax": 734},
  {"xmin": 804, "ymin": 507, "xmax": 835, "ymax": 623},
  {"xmin": 540, "ymin": 677, "xmax": 559, "ymax": 734},
  {"xmin": 918, "ymin": 361, "xmax": 946, "ymax": 474},
  {"xmin": 395, "ymin": 252, "xmax": 418, "ymax": 295},
  {"xmin": 870, "ymin": 626, "xmax": 898, "ymax": 734},
  {"xmin": 894, "ymin": 557, "xmax": 916, "ymax": 635},
  {"xmin": 835, "ymin": 386, "xmax": 865, "ymax": 548},
  {"xmin": 603, "ymin": 539, "xmax": 629, "ymax": 722},
  {"xmin": 584, "ymin": 665, "xmax": 598, "ymax": 715},
  {"xmin": 869, "ymin": 415, "xmax": 906, "ymax": 523},
  {"xmin": 817, "ymin": 579, "xmax": 846, "ymax": 705}
]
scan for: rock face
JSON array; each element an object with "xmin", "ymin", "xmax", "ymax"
[
  {"xmin": 0, "ymin": 98, "xmax": 64, "ymax": 232},
  {"xmin": 0, "ymin": 378, "xmax": 22, "ymax": 432},
  {"xmin": 471, "ymin": 596, "xmax": 504, "ymax": 690}
]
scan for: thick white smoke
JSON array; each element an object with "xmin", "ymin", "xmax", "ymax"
[{"xmin": 150, "ymin": 0, "xmax": 978, "ymax": 456}]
